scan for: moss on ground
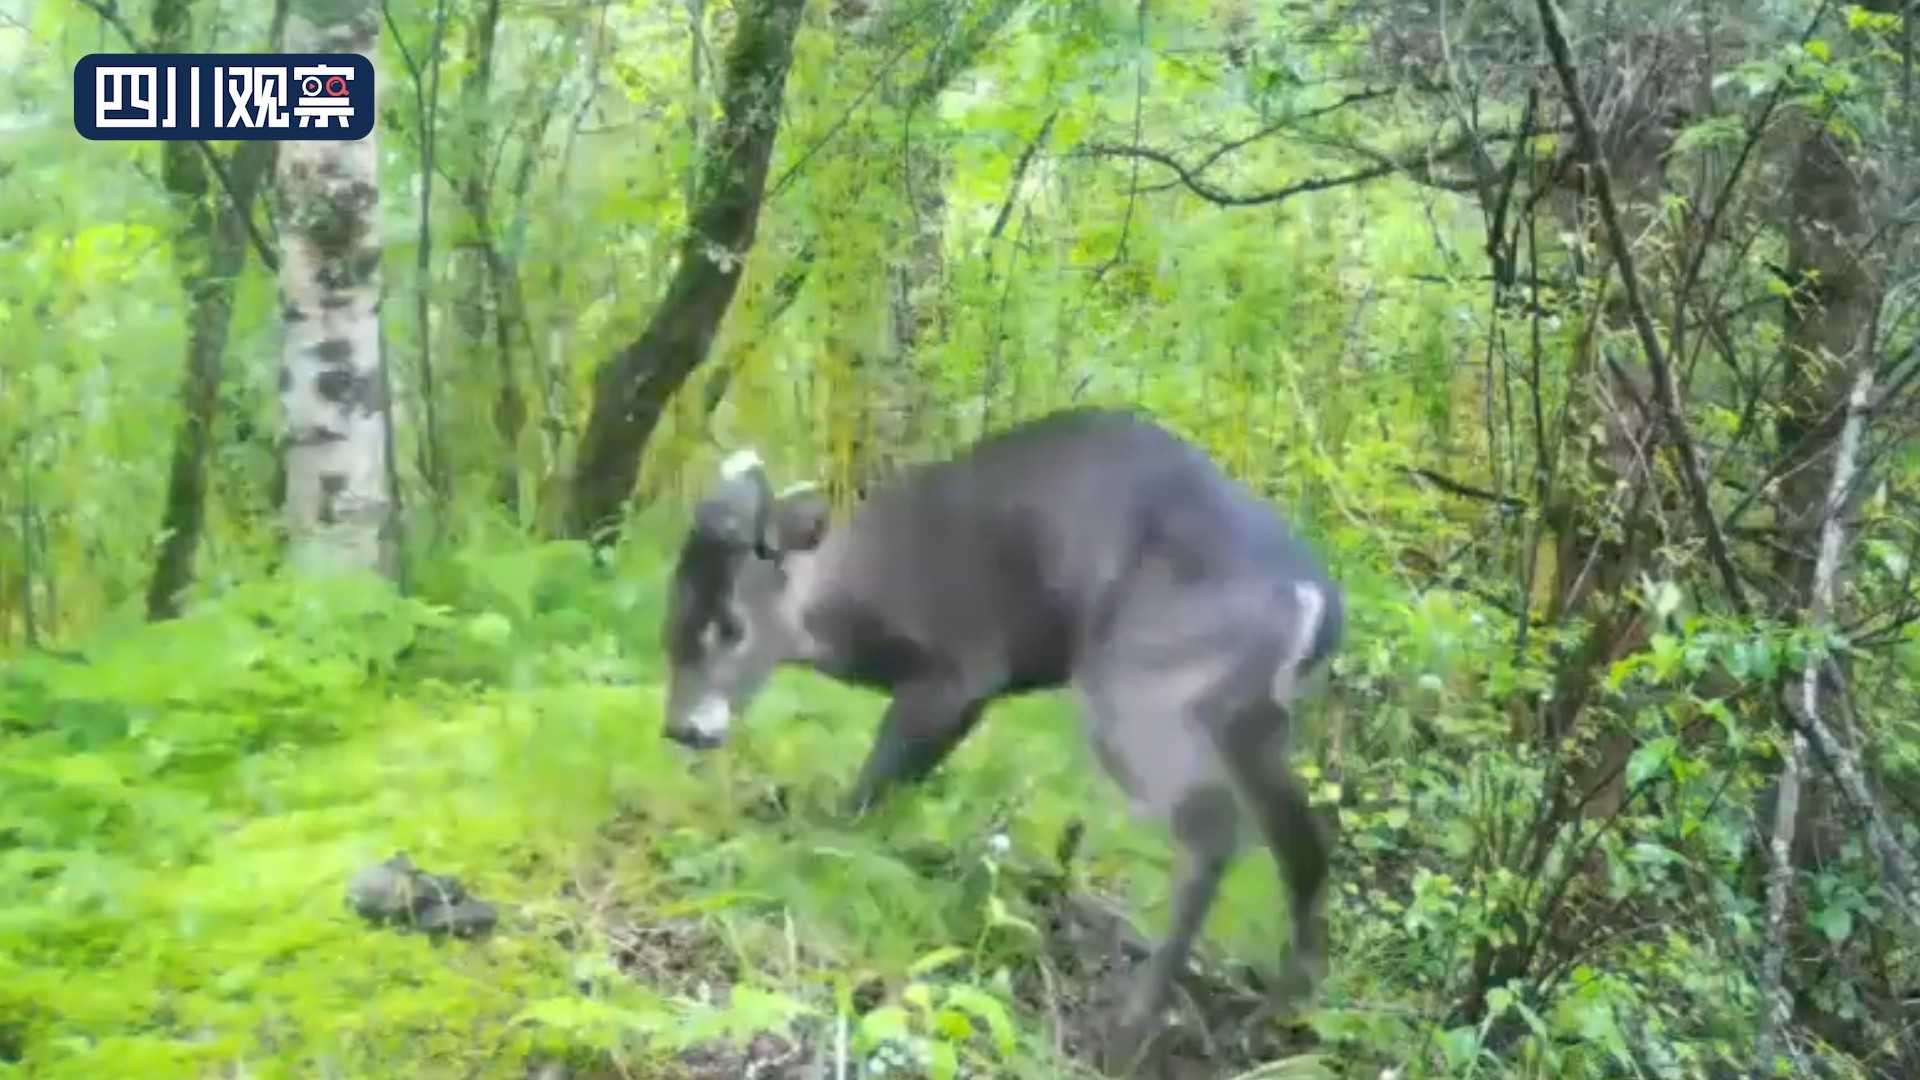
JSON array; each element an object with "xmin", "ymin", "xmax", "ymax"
[{"xmin": 0, "ymin": 541, "xmax": 1350, "ymax": 1080}]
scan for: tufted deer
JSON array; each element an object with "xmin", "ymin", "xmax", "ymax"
[{"xmin": 658, "ymin": 406, "xmax": 1343, "ymax": 1070}]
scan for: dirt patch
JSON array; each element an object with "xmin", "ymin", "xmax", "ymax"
[
  {"xmin": 659, "ymin": 1028, "xmax": 818, "ymax": 1079},
  {"xmin": 602, "ymin": 911, "xmax": 742, "ymax": 991},
  {"xmin": 1006, "ymin": 823, "xmax": 1321, "ymax": 1076},
  {"xmin": 581, "ymin": 823, "xmax": 1315, "ymax": 1078}
]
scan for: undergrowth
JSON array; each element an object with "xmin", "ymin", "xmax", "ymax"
[{"xmin": 0, "ymin": 526, "xmax": 1869, "ymax": 1079}]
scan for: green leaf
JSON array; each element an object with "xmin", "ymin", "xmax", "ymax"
[
  {"xmin": 902, "ymin": 981, "xmax": 935, "ymax": 1016},
  {"xmin": 1872, "ymin": 540, "xmax": 1909, "ymax": 581},
  {"xmin": 1810, "ymin": 905, "xmax": 1854, "ymax": 944},
  {"xmin": 924, "ymin": 1038, "xmax": 961, "ymax": 1080},
  {"xmin": 907, "ymin": 945, "xmax": 969, "ymax": 978},
  {"xmin": 465, "ymin": 611, "xmax": 514, "ymax": 647},
  {"xmin": 985, "ymin": 894, "xmax": 1040, "ymax": 939},
  {"xmin": 941, "ymin": 985, "xmax": 1018, "ymax": 1056},
  {"xmin": 859, "ymin": 1004, "xmax": 913, "ymax": 1044},
  {"xmin": 1626, "ymin": 737, "xmax": 1677, "ymax": 789}
]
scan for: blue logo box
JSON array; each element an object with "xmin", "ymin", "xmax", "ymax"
[{"xmin": 75, "ymin": 53, "xmax": 375, "ymax": 141}]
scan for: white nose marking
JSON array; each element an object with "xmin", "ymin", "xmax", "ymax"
[{"xmin": 687, "ymin": 694, "xmax": 732, "ymax": 740}]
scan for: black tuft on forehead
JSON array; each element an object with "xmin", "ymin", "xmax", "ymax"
[{"xmin": 665, "ymin": 533, "xmax": 742, "ymax": 661}]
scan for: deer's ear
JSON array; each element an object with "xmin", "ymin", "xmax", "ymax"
[
  {"xmin": 771, "ymin": 486, "xmax": 831, "ymax": 553},
  {"xmin": 694, "ymin": 449, "xmax": 774, "ymax": 551}
]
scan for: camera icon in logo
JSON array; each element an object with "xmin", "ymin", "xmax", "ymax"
[
  {"xmin": 299, "ymin": 74, "xmax": 350, "ymax": 97},
  {"xmin": 292, "ymin": 64, "xmax": 355, "ymax": 128}
]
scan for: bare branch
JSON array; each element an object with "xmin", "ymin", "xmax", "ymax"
[
  {"xmin": 1182, "ymin": 86, "xmax": 1397, "ymax": 176},
  {"xmin": 990, "ymin": 109, "xmax": 1057, "ymax": 241},
  {"xmin": 1078, "ymin": 116, "xmax": 1550, "ymax": 209},
  {"xmin": 1532, "ymin": 0, "xmax": 1749, "ymax": 617},
  {"xmin": 1757, "ymin": 365, "xmax": 1877, "ymax": 1069},
  {"xmin": 1081, "ymin": 142, "xmax": 1416, "ymax": 207},
  {"xmin": 1397, "ymin": 465, "xmax": 1529, "ymax": 510}
]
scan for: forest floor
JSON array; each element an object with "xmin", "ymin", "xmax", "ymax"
[{"xmin": 0, "ymin": 539, "xmax": 1359, "ymax": 1080}]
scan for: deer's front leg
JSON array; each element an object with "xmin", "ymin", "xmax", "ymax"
[{"xmin": 842, "ymin": 683, "xmax": 987, "ymax": 818}]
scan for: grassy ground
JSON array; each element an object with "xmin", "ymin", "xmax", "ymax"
[{"xmin": 0, "ymin": 535, "xmax": 1366, "ymax": 1080}]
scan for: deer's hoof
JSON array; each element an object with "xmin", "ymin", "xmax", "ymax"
[
  {"xmin": 1094, "ymin": 1007, "xmax": 1171, "ymax": 1077},
  {"xmin": 1269, "ymin": 949, "xmax": 1327, "ymax": 1018}
]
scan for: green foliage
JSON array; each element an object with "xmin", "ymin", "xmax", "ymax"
[
  {"xmin": 4, "ymin": 0, "xmax": 1919, "ymax": 1076},
  {"xmin": 0, "ymin": 555, "xmax": 1170, "ymax": 1077}
]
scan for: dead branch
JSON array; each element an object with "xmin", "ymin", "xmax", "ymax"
[
  {"xmin": 1757, "ymin": 365, "xmax": 1877, "ymax": 1070},
  {"xmin": 1074, "ymin": 123, "xmax": 1531, "ymax": 207},
  {"xmin": 1397, "ymin": 465, "xmax": 1529, "ymax": 510},
  {"xmin": 1073, "ymin": 143, "xmax": 1410, "ymax": 207}
]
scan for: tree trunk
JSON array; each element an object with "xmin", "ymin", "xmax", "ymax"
[
  {"xmin": 144, "ymin": 0, "xmax": 279, "ymax": 620},
  {"xmin": 565, "ymin": 0, "xmax": 808, "ymax": 544},
  {"xmin": 277, "ymin": 0, "xmax": 397, "ymax": 577},
  {"xmin": 144, "ymin": 175, "xmax": 270, "ymax": 618},
  {"xmin": 408, "ymin": 0, "xmax": 453, "ymax": 513},
  {"xmin": 448, "ymin": 0, "xmax": 525, "ymax": 517}
]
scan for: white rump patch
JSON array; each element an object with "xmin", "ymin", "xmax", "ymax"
[
  {"xmin": 686, "ymin": 694, "xmax": 732, "ymax": 740},
  {"xmin": 720, "ymin": 448, "xmax": 764, "ymax": 479},
  {"xmin": 1270, "ymin": 581, "xmax": 1328, "ymax": 704}
]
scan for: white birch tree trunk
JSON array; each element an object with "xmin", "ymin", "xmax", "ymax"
[{"xmin": 277, "ymin": 0, "xmax": 395, "ymax": 578}]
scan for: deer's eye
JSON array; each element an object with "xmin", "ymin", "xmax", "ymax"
[{"xmin": 710, "ymin": 612, "xmax": 745, "ymax": 649}]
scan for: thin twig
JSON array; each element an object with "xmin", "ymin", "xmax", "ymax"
[
  {"xmin": 989, "ymin": 109, "xmax": 1058, "ymax": 241},
  {"xmin": 1182, "ymin": 85, "xmax": 1396, "ymax": 176},
  {"xmin": 1532, "ymin": 0, "xmax": 1749, "ymax": 617}
]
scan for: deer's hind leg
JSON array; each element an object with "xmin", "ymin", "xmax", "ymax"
[
  {"xmin": 1218, "ymin": 698, "xmax": 1330, "ymax": 1011},
  {"xmin": 1073, "ymin": 654, "xmax": 1248, "ymax": 1075}
]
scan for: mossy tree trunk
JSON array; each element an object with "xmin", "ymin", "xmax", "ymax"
[
  {"xmin": 142, "ymin": 0, "xmax": 282, "ymax": 619},
  {"xmin": 565, "ymin": 0, "xmax": 808, "ymax": 545}
]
